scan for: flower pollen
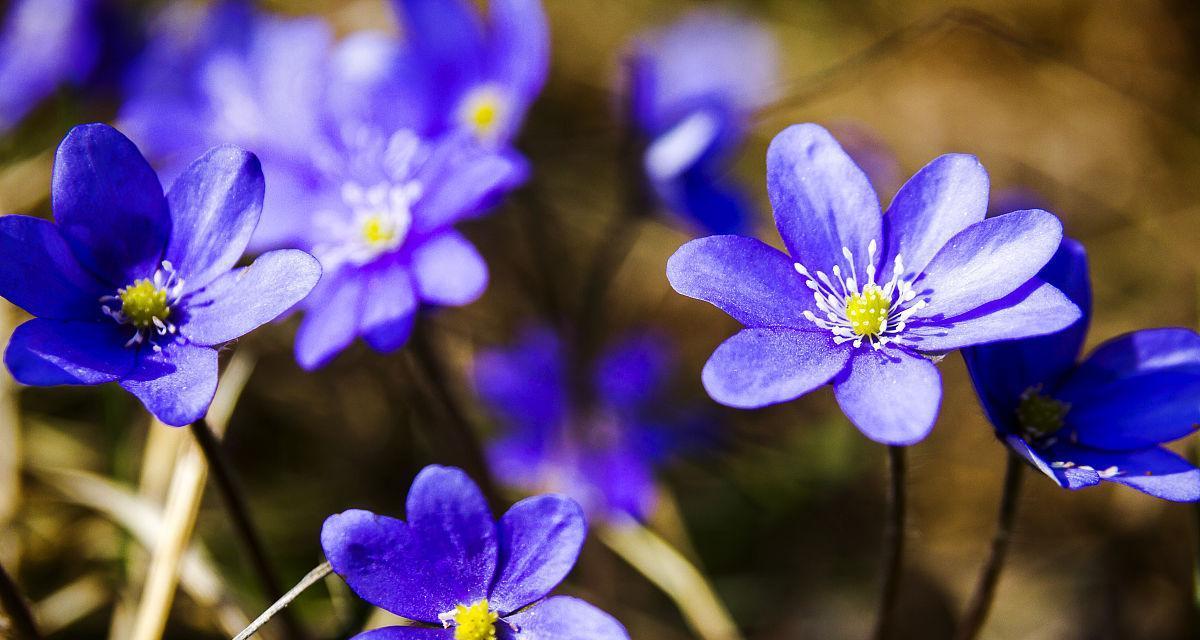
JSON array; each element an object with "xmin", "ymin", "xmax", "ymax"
[
  {"xmin": 101, "ymin": 260, "xmax": 184, "ymax": 350},
  {"xmin": 440, "ymin": 599, "xmax": 498, "ymax": 640},
  {"xmin": 1016, "ymin": 385, "xmax": 1070, "ymax": 439},
  {"xmin": 458, "ymin": 84, "xmax": 507, "ymax": 142}
]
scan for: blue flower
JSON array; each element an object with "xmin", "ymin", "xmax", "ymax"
[
  {"xmin": 965, "ymin": 239, "xmax": 1200, "ymax": 501},
  {"xmin": 629, "ymin": 11, "xmax": 777, "ymax": 235},
  {"xmin": 667, "ymin": 123, "xmax": 1081, "ymax": 445},
  {"xmin": 0, "ymin": 124, "xmax": 320, "ymax": 426},
  {"xmin": 321, "ymin": 464, "xmax": 629, "ymax": 640},
  {"xmin": 120, "ymin": 3, "xmax": 529, "ymax": 369},
  {"xmin": 474, "ymin": 329, "xmax": 689, "ymax": 520}
]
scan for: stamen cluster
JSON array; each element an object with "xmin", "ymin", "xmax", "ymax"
[{"xmin": 101, "ymin": 260, "xmax": 184, "ymax": 350}]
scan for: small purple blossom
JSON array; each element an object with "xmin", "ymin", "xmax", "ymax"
[
  {"xmin": 965, "ymin": 239, "xmax": 1200, "ymax": 501},
  {"xmin": 321, "ymin": 464, "xmax": 629, "ymax": 640},
  {"xmin": 0, "ymin": 124, "xmax": 320, "ymax": 426},
  {"xmin": 629, "ymin": 11, "xmax": 777, "ymax": 235},
  {"xmin": 473, "ymin": 329, "xmax": 688, "ymax": 520},
  {"xmin": 667, "ymin": 123, "xmax": 1082, "ymax": 445}
]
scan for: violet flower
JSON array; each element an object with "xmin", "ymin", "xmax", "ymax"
[
  {"xmin": 322, "ymin": 464, "xmax": 629, "ymax": 640},
  {"xmin": 629, "ymin": 11, "xmax": 777, "ymax": 235},
  {"xmin": 965, "ymin": 239, "xmax": 1200, "ymax": 500},
  {"xmin": 0, "ymin": 124, "xmax": 320, "ymax": 426},
  {"xmin": 667, "ymin": 123, "xmax": 1081, "ymax": 445}
]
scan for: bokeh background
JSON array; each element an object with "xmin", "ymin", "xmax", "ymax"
[{"xmin": 2, "ymin": 0, "xmax": 1199, "ymax": 639}]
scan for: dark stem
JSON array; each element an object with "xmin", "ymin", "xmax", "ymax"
[
  {"xmin": 0, "ymin": 559, "xmax": 40, "ymax": 640},
  {"xmin": 953, "ymin": 450, "xmax": 1025, "ymax": 640},
  {"xmin": 871, "ymin": 445, "xmax": 908, "ymax": 640},
  {"xmin": 515, "ymin": 186, "xmax": 568, "ymax": 326},
  {"xmin": 189, "ymin": 419, "xmax": 308, "ymax": 640}
]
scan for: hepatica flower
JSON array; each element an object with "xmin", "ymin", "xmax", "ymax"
[
  {"xmin": 965, "ymin": 239, "xmax": 1200, "ymax": 500},
  {"xmin": 0, "ymin": 124, "xmax": 320, "ymax": 426},
  {"xmin": 321, "ymin": 465, "xmax": 629, "ymax": 640},
  {"xmin": 667, "ymin": 124, "xmax": 1081, "ymax": 445},
  {"xmin": 629, "ymin": 11, "xmax": 777, "ymax": 235},
  {"xmin": 474, "ymin": 329, "xmax": 686, "ymax": 520}
]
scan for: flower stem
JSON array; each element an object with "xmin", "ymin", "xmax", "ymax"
[
  {"xmin": 953, "ymin": 450, "xmax": 1024, "ymax": 640},
  {"xmin": 598, "ymin": 519, "xmax": 744, "ymax": 640},
  {"xmin": 233, "ymin": 562, "xmax": 332, "ymax": 640},
  {"xmin": 189, "ymin": 418, "xmax": 308, "ymax": 640},
  {"xmin": 0, "ymin": 559, "xmax": 41, "ymax": 639},
  {"xmin": 872, "ymin": 445, "xmax": 907, "ymax": 640}
]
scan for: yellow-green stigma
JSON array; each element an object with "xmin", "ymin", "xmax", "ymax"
[
  {"xmin": 845, "ymin": 284, "xmax": 890, "ymax": 337},
  {"xmin": 361, "ymin": 215, "xmax": 398, "ymax": 248},
  {"xmin": 118, "ymin": 279, "xmax": 171, "ymax": 329},
  {"xmin": 1016, "ymin": 385, "xmax": 1070, "ymax": 439},
  {"xmin": 458, "ymin": 85, "xmax": 506, "ymax": 141},
  {"xmin": 448, "ymin": 599, "xmax": 498, "ymax": 640}
]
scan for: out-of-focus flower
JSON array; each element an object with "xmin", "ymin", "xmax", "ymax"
[
  {"xmin": 667, "ymin": 123, "xmax": 1081, "ymax": 445},
  {"xmin": 965, "ymin": 239, "xmax": 1200, "ymax": 501},
  {"xmin": 474, "ymin": 328, "xmax": 693, "ymax": 520},
  {"xmin": 629, "ymin": 11, "xmax": 777, "ymax": 235},
  {"xmin": 0, "ymin": 124, "xmax": 320, "ymax": 426},
  {"xmin": 121, "ymin": 2, "xmax": 528, "ymax": 369},
  {"xmin": 321, "ymin": 464, "xmax": 630, "ymax": 640}
]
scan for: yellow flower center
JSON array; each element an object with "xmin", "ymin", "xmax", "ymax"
[
  {"xmin": 458, "ymin": 85, "xmax": 506, "ymax": 141},
  {"xmin": 451, "ymin": 599, "xmax": 497, "ymax": 640},
  {"xmin": 844, "ymin": 284, "xmax": 890, "ymax": 336},
  {"xmin": 118, "ymin": 279, "xmax": 171, "ymax": 329},
  {"xmin": 361, "ymin": 214, "xmax": 399, "ymax": 248},
  {"xmin": 1016, "ymin": 385, "xmax": 1070, "ymax": 439}
]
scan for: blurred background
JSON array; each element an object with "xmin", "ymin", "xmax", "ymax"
[{"xmin": 1, "ymin": 0, "xmax": 1199, "ymax": 639}]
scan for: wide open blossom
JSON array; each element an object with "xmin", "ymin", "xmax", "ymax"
[
  {"xmin": 474, "ymin": 328, "xmax": 693, "ymax": 520},
  {"xmin": 667, "ymin": 123, "xmax": 1081, "ymax": 445},
  {"xmin": 965, "ymin": 239, "xmax": 1200, "ymax": 501},
  {"xmin": 628, "ymin": 11, "xmax": 777, "ymax": 235},
  {"xmin": 322, "ymin": 464, "xmax": 629, "ymax": 640},
  {"xmin": 0, "ymin": 124, "xmax": 320, "ymax": 425},
  {"xmin": 120, "ymin": 2, "xmax": 529, "ymax": 369}
]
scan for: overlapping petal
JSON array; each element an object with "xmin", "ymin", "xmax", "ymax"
[
  {"xmin": 1062, "ymin": 371, "xmax": 1200, "ymax": 450},
  {"xmin": 882, "ymin": 153, "xmax": 988, "ymax": 275},
  {"xmin": 501, "ymin": 596, "xmax": 629, "ymax": 640},
  {"xmin": 489, "ymin": 495, "xmax": 585, "ymax": 615},
  {"xmin": 411, "ymin": 231, "xmax": 488, "ymax": 306},
  {"xmin": 1044, "ymin": 443, "xmax": 1200, "ymax": 502},
  {"xmin": 5, "ymin": 318, "xmax": 136, "ymax": 386},
  {"xmin": 833, "ymin": 350, "xmax": 941, "ymax": 445},
  {"xmin": 295, "ymin": 269, "xmax": 365, "ymax": 370},
  {"xmin": 701, "ymin": 328, "xmax": 849, "ymax": 409},
  {"xmin": 0, "ymin": 215, "xmax": 108, "ymax": 320},
  {"xmin": 119, "ymin": 341, "xmax": 219, "ymax": 427},
  {"xmin": 903, "ymin": 279, "xmax": 1079, "ymax": 352}
]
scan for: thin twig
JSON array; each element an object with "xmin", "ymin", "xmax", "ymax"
[
  {"xmin": 233, "ymin": 562, "xmax": 332, "ymax": 640},
  {"xmin": 953, "ymin": 451, "xmax": 1024, "ymax": 640},
  {"xmin": 872, "ymin": 445, "xmax": 908, "ymax": 640},
  {"xmin": 0, "ymin": 558, "xmax": 41, "ymax": 639}
]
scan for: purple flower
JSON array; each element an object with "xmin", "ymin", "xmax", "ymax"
[
  {"xmin": 965, "ymin": 239, "xmax": 1200, "ymax": 501},
  {"xmin": 0, "ymin": 124, "xmax": 320, "ymax": 426},
  {"xmin": 667, "ymin": 123, "xmax": 1081, "ymax": 445},
  {"xmin": 629, "ymin": 11, "xmax": 777, "ymax": 235},
  {"xmin": 474, "ymin": 329, "xmax": 687, "ymax": 520},
  {"xmin": 120, "ymin": 3, "xmax": 529, "ymax": 369},
  {"xmin": 321, "ymin": 464, "xmax": 629, "ymax": 640}
]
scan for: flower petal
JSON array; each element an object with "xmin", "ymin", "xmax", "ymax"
[
  {"xmin": 183, "ymin": 249, "xmax": 320, "ymax": 347},
  {"xmin": 914, "ymin": 209, "xmax": 1063, "ymax": 319},
  {"xmin": 164, "ymin": 146, "xmax": 265, "ymax": 292},
  {"xmin": 766, "ymin": 123, "xmax": 881, "ymax": 272},
  {"xmin": 5, "ymin": 318, "xmax": 136, "ymax": 385},
  {"xmin": 488, "ymin": 495, "xmax": 586, "ymax": 615},
  {"xmin": 594, "ymin": 333, "xmax": 671, "ymax": 411},
  {"xmin": 391, "ymin": 0, "xmax": 485, "ymax": 91},
  {"xmin": 295, "ymin": 268, "xmax": 365, "ymax": 371},
  {"xmin": 501, "ymin": 596, "xmax": 628, "ymax": 640},
  {"xmin": 1043, "ymin": 443, "xmax": 1200, "ymax": 502},
  {"xmin": 350, "ymin": 628, "xmax": 451, "ymax": 640},
  {"xmin": 488, "ymin": 0, "xmax": 550, "ymax": 113},
  {"xmin": 412, "ymin": 231, "xmax": 488, "ymax": 307},
  {"xmin": 701, "ymin": 328, "xmax": 849, "ymax": 409},
  {"xmin": 414, "ymin": 140, "xmax": 528, "ymax": 234},
  {"xmin": 51, "ymin": 124, "xmax": 170, "ymax": 286},
  {"xmin": 0, "ymin": 214, "xmax": 107, "ymax": 319},
  {"xmin": 902, "ymin": 279, "xmax": 1080, "ymax": 352},
  {"xmin": 119, "ymin": 341, "xmax": 219, "ymax": 427},
  {"xmin": 360, "ymin": 259, "xmax": 418, "ymax": 354},
  {"xmin": 1060, "ymin": 371, "xmax": 1200, "ymax": 450},
  {"xmin": 882, "ymin": 154, "xmax": 988, "ymax": 275},
  {"xmin": 474, "ymin": 328, "xmax": 566, "ymax": 436},
  {"xmin": 832, "ymin": 349, "xmax": 941, "ymax": 445},
  {"xmin": 666, "ymin": 236, "xmax": 817, "ymax": 328},
  {"xmin": 1064, "ymin": 327, "xmax": 1200, "ymax": 391}
]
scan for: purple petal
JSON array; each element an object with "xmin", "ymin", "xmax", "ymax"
[
  {"xmin": 914, "ymin": 209, "xmax": 1063, "ymax": 319},
  {"xmin": 882, "ymin": 154, "xmax": 988, "ymax": 275},
  {"xmin": 701, "ymin": 328, "xmax": 849, "ymax": 409},
  {"xmin": 1061, "ymin": 371, "xmax": 1200, "ymax": 450},
  {"xmin": 350, "ymin": 628, "xmax": 451, "ymax": 640},
  {"xmin": 766, "ymin": 124, "xmax": 881, "ymax": 273},
  {"xmin": 587, "ymin": 445, "xmax": 657, "ymax": 520},
  {"xmin": 474, "ymin": 328, "xmax": 566, "ymax": 437},
  {"xmin": 360, "ymin": 258, "xmax": 418, "ymax": 354},
  {"xmin": 328, "ymin": 33, "xmax": 434, "ymax": 136},
  {"xmin": 119, "ymin": 341, "xmax": 219, "ymax": 427},
  {"xmin": 414, "ymin": 140, "xmax": 528, "ymax": 234},
  {"xmin": 901, "ymin": 279, "xmax": 1080, "ymax": 352},
  {"xmin": 164, "ymin": 146, "xmax": 264, "ymax": 292},
  {"xmin": 182, "ymin": 249, "xmax": 321, "ymax": 347},
  {"xmin": 488, "ymin": 495, "xmax": 586, "ymax": 615},
  {"xmin": 51, "ymin": 124, "xmax": 169, "ymax": 286},
  {"xmin": 487, "ymin": 0, "xmax": 550, "ymax": 114},
  {"xmin": 1044, "ymin": 443, "xmax": 1200, "ymax": 502},
  {"xmin": 391, "ymin": 0, "xmax": 485, "ymax": 92},
  {"xmin": 295, "ymin": 268, "xmax": 365, "ymax": 370},
  {"xmin": 412, "ymin": 231, "xmax": 488, "ymax": 307},
  {"xmin": 0, "ymin": 215, "xmax": 107, "ymax": 319},
  {"xmin": 5, "ymin": 318, "xmax": 136, "ymax": 385},
  {"xmin": 594, "ymin": 333, "xmax": 671, "ymax": 411},
  {"xmin": 501, "ymin": 596, "xmax": 629, "ymax": 640},
  {"xmin": 833, "ymin": 350, "xmax": 941, "ymax": 445},
  {"xmin": 1064, "ymin": 327, "xmax": 1200, "ymax": 391},
  {"xmin": 666, "ymin": 236, "xmax": 817, "ymax": 327},
  {"xmin": 0, "ymin": 0, "xmax": 100, "ymax": 132}
]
